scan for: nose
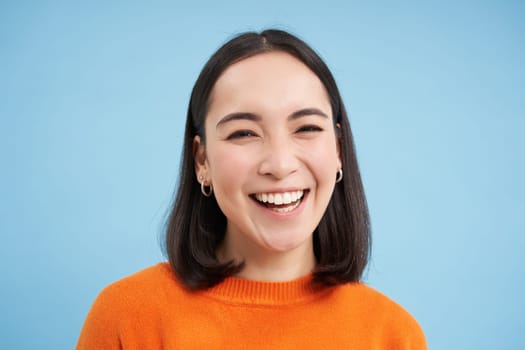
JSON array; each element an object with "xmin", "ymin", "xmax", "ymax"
[{"xmin": 258, "ymin": 136, "xmax": 300, "ymax": 180}]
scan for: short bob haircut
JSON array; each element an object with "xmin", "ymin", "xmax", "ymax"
[{"xmin": 165, "ymin": 29, "xmax": 370, "ymax": 290}]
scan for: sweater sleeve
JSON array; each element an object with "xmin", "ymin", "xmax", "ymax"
[
  {"xmin": 392, "ymin": 313, "xmax": 427, "ymax": 350},
  {"xmin": 76, "ymin": 285, "xmax": 123, "ymax": 350},
  {"xmin": 382, "ymin": 298, "xmax": 428, "ymax": 350}
]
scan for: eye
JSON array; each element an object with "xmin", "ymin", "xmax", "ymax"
[
  {"xmin": 226, "ymin": 129, "xmax": 258, "ymax": 140},
  {"xmin": 296, "ymin": 125, "xmax": 323, "ymax": 133}
]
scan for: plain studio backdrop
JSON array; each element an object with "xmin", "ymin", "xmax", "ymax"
[{"xmin": 1, "ymin": 1, "xmax": 523, "ymax": 349}]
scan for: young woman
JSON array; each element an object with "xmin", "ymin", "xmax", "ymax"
[{"xmin": 77, "ymin": 29, "xmax": 427, "ymax": 349}]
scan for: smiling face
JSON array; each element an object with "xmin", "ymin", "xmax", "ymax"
[{"xmin": 194, "ymin": 51, "xmax": 342, "ymax": 263}]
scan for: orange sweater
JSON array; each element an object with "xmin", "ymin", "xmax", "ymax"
[{"xmin": 77, "ymin": 263, "xmax": 426, "ymax": 349}]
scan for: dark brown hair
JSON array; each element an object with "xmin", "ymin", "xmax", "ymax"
[{"xmin": 164, "ymin": 29, "xmax": 370, "ymax": 290}]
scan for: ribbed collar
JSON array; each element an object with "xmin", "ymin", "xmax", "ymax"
[{"xmin": 199, "ymin": 274, "xmax": 329, "ymax": 306}]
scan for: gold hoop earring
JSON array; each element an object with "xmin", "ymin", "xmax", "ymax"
[
  {"xmin": 199, "ymin": 176, "xmax": 213, "ymax": 197},
  {"xmin": 335, "ymin": 168, "xmax": 343, "ymax": 183}
]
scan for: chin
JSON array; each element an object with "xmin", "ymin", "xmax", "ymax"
[{"xmin": 261, "ymin": 233, "xmax": 312, "ymax": 253}]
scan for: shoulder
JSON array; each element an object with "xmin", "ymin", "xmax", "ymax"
[
  {"xmin": 103, "ymin": 262, "xmax": 178, "ymax": 294},
  {"xmin": 77, "ymin": 263, "xmax": 181, "ymax": 349},
  {"xmin": 336, "ymin": 282, "xmax": 416, "ymax": 316},
  {"xmin": 96, "ymin": 262, "xmax": 181, "ymax": 307},
  {"xmin": 331, "ymin": 282, "xmax": 427, "ymax": 348},
  {"xmin": 85, "ymin": 262, "xmax": 185, "ymax": 321}
]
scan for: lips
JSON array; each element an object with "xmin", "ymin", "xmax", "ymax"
[{"xmin": 251, "ymin": 190, "xmax": 306, "ymax": 213}]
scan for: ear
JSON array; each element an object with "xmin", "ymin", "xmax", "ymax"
[
  {"xmin": 336, "ymin": 123, "xmax": 343, "ymax": 169},
  {"xmin": 193, "ymin": 135, "xmax": 208, "ymax": 180}
]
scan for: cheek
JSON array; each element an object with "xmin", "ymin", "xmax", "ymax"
[
  {"xmin": 208, "ymin": 146, "xmax": 253, "ymax": 189},
  {"xmin": 305, "ymin": 139, "xmax": 340, "ymax": 176}
]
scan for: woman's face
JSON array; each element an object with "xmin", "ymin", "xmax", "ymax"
[{"xmin": 194, "ymin": 51, "xmax": 341, "ymax": 258}]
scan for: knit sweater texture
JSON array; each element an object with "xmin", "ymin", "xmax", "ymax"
[{"xmin": 77, "ymin": 263, "xmax": 426, "ymax": 349}]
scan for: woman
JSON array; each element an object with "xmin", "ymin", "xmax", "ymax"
[{"xmin": 77, "ymin": 29, "xmax": 427, "ymax": 349}]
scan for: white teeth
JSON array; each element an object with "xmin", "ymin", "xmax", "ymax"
[
  {"xmin": 254, "ymin": 190, "xmax": 304, "ymax": 204},
  {"xmin": 272, "ymin": 199, "xmax": 301, "ymax": 213}
]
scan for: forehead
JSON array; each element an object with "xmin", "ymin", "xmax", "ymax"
[{"xmin": 207, "ymin": 51, "xmax": 331, "ymax": 119}]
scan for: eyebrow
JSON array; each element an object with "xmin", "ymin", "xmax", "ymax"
[
  {"xmin": 216, "ymin": 108, "xmax": 329, "ymax": 128},
  {"xmin": 289, "ymin": 108, "xmax": 329, "ymax": 120},
  {"xmin": 216, "ymin": 112, "xmax": 261, "ymax": 128}
]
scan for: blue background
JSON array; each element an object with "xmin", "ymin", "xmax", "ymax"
[{"xmin": 1, "ymin": 1, "xmax": 523, "ymax": 349}]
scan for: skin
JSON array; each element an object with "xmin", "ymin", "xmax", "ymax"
[{"xmin": 194, "ymin": 51, "xmax": 342, "ymax": 281}]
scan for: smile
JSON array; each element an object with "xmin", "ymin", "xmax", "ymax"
[{"xmin": 251, "ymin": 190, "xmax": 306, "ymax": 213}]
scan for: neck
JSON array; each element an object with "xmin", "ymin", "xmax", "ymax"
[{"xmin": 217, "ymin": 234, "xmax": 316, "ymax": 282}]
